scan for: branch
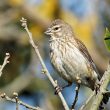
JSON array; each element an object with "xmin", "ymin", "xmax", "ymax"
[
  {"xmin": 20, "ymin": 17, "xmax": 70, "ymax": 110},
  {"xmin": 79, "ymin": 63, "xmax": 110, "ymax": 110},
  {"xmin": 0, "ymin": 53, "xmax": 10, "ymax": 77},
  {"xmin": 0, "ymin": 92, "xmax": 42, "ymax": 110},
  {"xmin": 0, "ymin": 52, "xmax": 43, "ymax": 110}
]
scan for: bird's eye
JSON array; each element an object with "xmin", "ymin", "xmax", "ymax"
[{"xmin": 54, "ymin": 27, "xmax": 59, "ymax": 31}]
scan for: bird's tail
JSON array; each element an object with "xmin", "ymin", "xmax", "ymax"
[
  {"xmin": 99, "ymin": 90, "xmax": 109, "ymax": 110},
  {"xmin": 102, "ymin": 90, "xmax": 109, "ymax": 104}
]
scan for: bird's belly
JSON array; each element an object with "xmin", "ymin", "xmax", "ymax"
[
  {"xmin": 51, "ymin": 46, "xmax": 91, "ymax": 86},
  {"xmin": 62, "ymin": 47, "xmax": 90, "ymax": 84}
]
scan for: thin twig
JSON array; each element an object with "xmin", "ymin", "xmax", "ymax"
[
  {"xmin": 15, "ymin": 98, "xmax": 19, "ymax": 110},
  {"xmin": 0, "ymin": 53, "xmax": 10, "ymax": 77},
  {"xmin": 0, "ymin": 93, "xmax": 42, "ymax": 110},
  {"xmin": 20, "ymin": 17, "xmax": 70, "ymax": 110},
  {"xmin": 13, "ymin": 92, "xmax": 19, "ymax": 110},
  {"xmin": 72, "ymin": 84, "xmax": 80, "ymax": 110},
  {"xmin": 0, "ymin": 53, "xmax": 42, "ymax": 110}
]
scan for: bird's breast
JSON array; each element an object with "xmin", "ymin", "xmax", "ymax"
[{"xmin": 49, "ymin": 40, "xmax": 96, "ymax": 87}]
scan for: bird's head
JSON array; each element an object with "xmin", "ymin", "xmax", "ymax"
[{"xmin": 45, "ymin": 19, "xmax": 73, "ymax": 39}]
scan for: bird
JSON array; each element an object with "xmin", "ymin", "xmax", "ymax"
[{"xmin": 44, "ymin": 19, "xmax": 108, "ymax": 109}]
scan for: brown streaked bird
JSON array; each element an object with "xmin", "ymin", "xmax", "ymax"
[{"xmin": 44, "ymin": 19, "xmax": 108, "ymax": 109}]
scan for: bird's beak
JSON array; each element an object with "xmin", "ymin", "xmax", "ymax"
[{"xmin": 44, "ymin": 28, "xmax": 52, "ymax": 35}]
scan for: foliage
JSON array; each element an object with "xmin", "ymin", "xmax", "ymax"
[{"xmin": 104, "ymin": 28, "xmax": 110, "ymax": 51}]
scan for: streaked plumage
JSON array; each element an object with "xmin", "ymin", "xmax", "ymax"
[
  {"xmin": 45, "ymin": 19, "xmax": 109, "ymax": 107},
  {"xmin": 45, "ymin": 19, "xmax": 99, "ymax": 90}
]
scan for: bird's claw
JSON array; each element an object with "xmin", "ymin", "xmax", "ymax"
[
  {"xmin": 54, "ymin": 86, "xmax": 62, "ymax": 95},
  {"xmin": 95, "ymin": 82, "xmax": 101, "ymax": 94}
]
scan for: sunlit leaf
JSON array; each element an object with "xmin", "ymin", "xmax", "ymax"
[{"xmin": 104, "ymin": 28, "xmax": 110, "ymax": 51}]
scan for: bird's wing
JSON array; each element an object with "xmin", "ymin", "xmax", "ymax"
[{"xmin": 75, "ymin": 38, "xmax": 100, "ymax": 79}]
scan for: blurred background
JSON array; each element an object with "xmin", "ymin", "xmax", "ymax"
[{"xmin": 0, "ymin": 0, "xmax": 110, "ymax": 110}]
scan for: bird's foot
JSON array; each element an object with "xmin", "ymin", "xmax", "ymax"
[
  {"xmin": 95, "ymin": 82, "xmax": 101, "ymax": 94},
  {"xmin": 54, "ymin": 85, "xmax": 62, "ymax": 95},
  {"xmin": 54, "ymin": 83, "xmax": 72, "ymax": 95}
]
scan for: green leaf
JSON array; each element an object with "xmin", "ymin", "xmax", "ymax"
[{"xmin": 104, "ymin": 28, "xmax": 110, "ymax": 51}]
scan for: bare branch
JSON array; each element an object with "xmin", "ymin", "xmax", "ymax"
[
  {"xmin": 20, "ymin": 17, "xmax": 70, "ymax": 110},
  {"xmin": 0, "ymin": 93, "xmax": 42, "ymax": 110},
  {"xmin": 13, "ymin": 92, "xmax": 19, "ymax": 110},
  {"xmin": 0, "ymin": 53, "xmax": 10, "ymax": 77},
  {"xmin": 0, "ymin": 53, "xmax": 43, "ymax": 110}
]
